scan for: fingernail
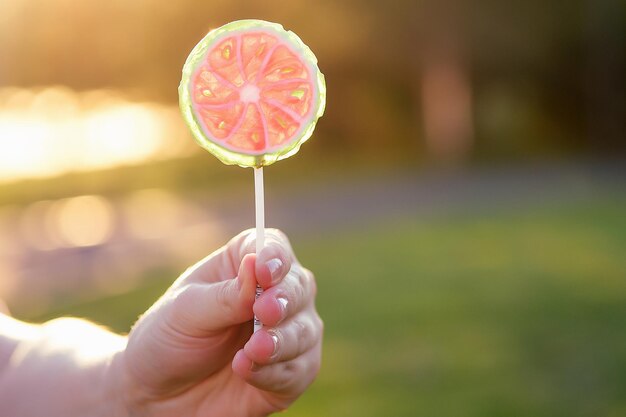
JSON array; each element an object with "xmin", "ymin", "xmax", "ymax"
[
  {"xmin": 268, "ymin": 330, "xmax": 280, "ymax": 359},
  {"xmin": 277, "ymin": 297, "xmax": 288, "ymax": 322},
  {"xmin": 266, "ymin": 258, "xmax": 284, "ymax": 284}
]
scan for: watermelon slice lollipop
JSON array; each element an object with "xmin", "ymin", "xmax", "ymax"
[
  {"xmin": 179, "ymin": 20, "xmax": 325, "ymax": 332},
  {"xmin": 179, "ymin": 19, "xmax": 326, "ymax": 168}
]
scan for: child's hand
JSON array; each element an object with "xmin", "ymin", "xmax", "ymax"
[{"xmin": 119, "ymin": 229, "xmax": 323, "ymax": 416}]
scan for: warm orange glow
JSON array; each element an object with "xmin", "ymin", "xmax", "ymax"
[
  {"xmin": 0, "ymin": 87, "xmax": 195, "ymax": 183},
  {"xmin": 421, "ymin": 59, "xmax": 473, "ymax": 162},
  {"xmin": 51, "ymin": 195, "xmax": 115, "ymax": 247},
  {"xmin": 18, "ymin": 195, "xmax": 116, "ymax": 248},
  {"xmin": 123, "ymin": 188, "xmax": 187, "ymax": 240}
]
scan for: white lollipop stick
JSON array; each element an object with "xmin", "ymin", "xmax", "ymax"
[{"xmin": 253, "ymin": 167, "xmax": 265, "ymax": 332}]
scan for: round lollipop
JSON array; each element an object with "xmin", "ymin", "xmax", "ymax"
[{"xmin": 179, "ymin": 19, "xmax": 326, "ymax": 331}]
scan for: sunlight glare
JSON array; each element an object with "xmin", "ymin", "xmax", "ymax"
[
  {"xmin": 49, "ymin": 195, "xmax": 115, "ymax": 248},
  {"xmin": 0, "ymin": 87, "xmax": 195, "ymax": 183}
]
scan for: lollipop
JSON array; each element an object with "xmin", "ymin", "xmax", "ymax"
[{"xmin": 179, "ymin": 20, "xmax": 326, "ymax": 331}]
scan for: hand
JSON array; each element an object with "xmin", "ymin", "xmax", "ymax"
[{"xmin": 117, "ymin": 229, "xmax": 323, "ymax": 416}]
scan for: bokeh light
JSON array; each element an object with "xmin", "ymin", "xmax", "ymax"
[
  {"xmin": 50, "ymin": 195, "xmax": 115, "ymax": 248},
  {"xmin": 0, "ymin": 87, "xmax": 195, "ymax": 183}
]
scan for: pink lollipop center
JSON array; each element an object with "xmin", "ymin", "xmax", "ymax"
[
  {"xmin": 191, "ymin": 31, "xmax": 317, "ymax": 155},
  {"xmin": 240, "ymin": 84, "xmax": 261, "ymax": 103}
]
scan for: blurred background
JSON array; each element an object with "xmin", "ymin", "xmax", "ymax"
[{"xmin": 1, "ymin": 0, "xmax": 625, "ymax": 415}]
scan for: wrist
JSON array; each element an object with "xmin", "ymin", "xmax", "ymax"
[
  {"xmin": 103, "ymin": 349, "xmax": 136, "ymax": 417},
  {"xmin": 41, "ymin": 318, "xmax": 130, "ymax": 417},
  {"xmin": 1, "ymin": 317, "xmax": 129, "ymax": 417},
  {"xmin": 105, "ymin": 344, "xmax": 156, "ymax": 417}
]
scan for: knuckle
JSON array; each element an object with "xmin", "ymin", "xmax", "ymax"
[
  {"xmin": 241, "ymin": 233, "xmax": 257, "ymax": 257},
  {"xmin": 168, "ymin": 284, "xmax": 199, "ymax": 329},
  {"xmin": 229, "ymin": 229, "xmax": 256, "ymax": 259},
  {"xmin": 223, "ymin": 230, "xmax": 254, "ymax": 270},
  {"xmin": 301, "ymin": 267, "xmax": 314, "ymax": 281},
  {"xmin": 274, "ymin": 361, "xmax": 300, "ymax": 391},
  {"xmin": 314, "ymin": 313, "xmax": 324, "ymax": 335},
  {"xmin": 283, "ymin": 360, "xmax": 299, "ymax": 375},
  {"xmin": 303, "ymin": 268, "xmax": 317, "ymax": 295},
  {"xmin": 294, "ymin": 318, "xmax": 308, "ymax": 343},
  {"xmin": 237, "ymin": 228, "xmax": 256, "ymax": 240},
  {"xmin": 293, "ymin": 267, "xmax": 308, "ymax": 288},
  {"xmin": 173, "ymin": 283, "xmax": 197, "ymax": 308},
  {"xmin": 230, "ymin": 229, "xmax": 254, "ymax": 250},
  {"xmin": 266, "ymin": 242, "xmax": 290, "ymax": 264},
  {"xmin": 293, "ymin": 266, "xmax": 316, "ymax": 299},
  {"xmin": 310, "ymin": 350, "xmax": 322, "ymax": 377},
  {"xmin": 292, "ymin": 316, "xmax": 321, "ymax": 356},
  {"xmin": 268, "ymin": 228, "xmax": 289, "ymax": 244},
  {"xmin": 294, "ymin": 277, "xmax": 307, "ymax": 304},
  {"xmin": 215, "ymin": 281, "xmax": 236, "ymax": 316}
]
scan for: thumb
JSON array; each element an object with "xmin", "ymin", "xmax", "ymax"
[{"xmin": 169, "ymin": 254, "xmax": 257, "ymax": 336}]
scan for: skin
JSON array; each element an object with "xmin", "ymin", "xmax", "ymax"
[{"xmin": 0, "ymin": 229, "xmax": 323, "ymax": 417}]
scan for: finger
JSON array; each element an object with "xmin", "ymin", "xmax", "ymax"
[
  {"xmin": 255, "ymin": 244, "xmax": 292, "ymax": 289},
  {"xmin": 254, "ymin": 229, "xmax": 296, "ymax": 288},
  {"xmin": 232, "ymin": 342, "xmax": 322, "ymax": 395},
  {"xmin": 182, "ymin": 229, "xmax": 295, "ymax": 286},
  {"xmin": 243, "ymin": 311, "xmax": 323, "ymax": 365},
  {"xmin": 175, "ymin": 230, "xmax": 253, "ymax": 286},
  {"xmin": 167, "ymin": 254, "xmax": 257, "ymax": 336},
  {"xmin": 253, "ymin": 265, "xmax": 316, "ymax": 327}
]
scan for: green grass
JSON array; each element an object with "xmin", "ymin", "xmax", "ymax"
[{"xmin": 28, "ymin": 196, "xmax": 626, "ymax": 417}]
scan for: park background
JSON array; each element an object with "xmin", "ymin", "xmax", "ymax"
[{"xmin": 0, "ymin": 0, "xmax": 624, "ymax": 415}]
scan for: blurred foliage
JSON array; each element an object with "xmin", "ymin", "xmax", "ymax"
[
  {"xmin": 27, "ymin": 195, "xmax": 626, "ymax": 417},
  {"xmin": 1, "ymin": 0, "xmax": 624, "ymax": 163}
]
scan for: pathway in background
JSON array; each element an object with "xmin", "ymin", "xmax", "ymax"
[
  {"xmin": 4, "ymin": 160, "xmax": 625, "ymax": 315},
  {"xmin": 224, "ymin": 160, "xmax": 625, "ymax": 237}
]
